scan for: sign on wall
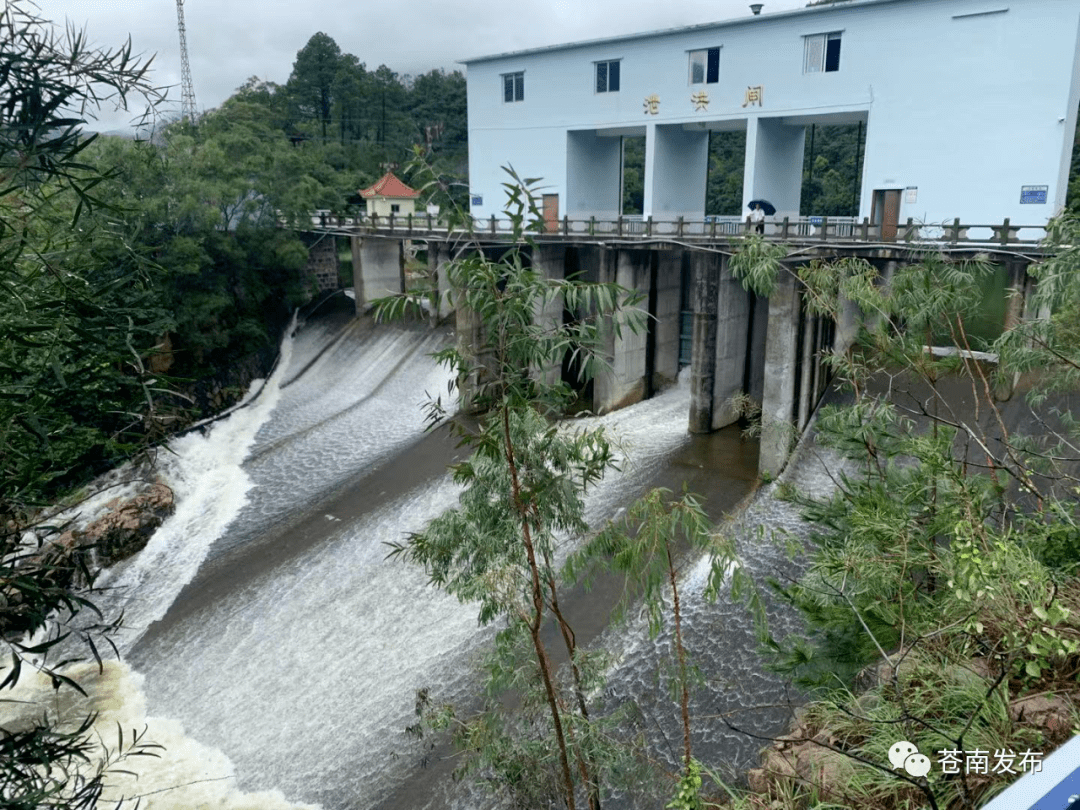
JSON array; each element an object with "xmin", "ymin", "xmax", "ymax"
[
  {"xmin": 1020, "ymin": 185, "xmax": 1048, "ymax": 204},
  {"xmin": 471, "ymin": 195, "xmax": 483, "ymax": 207},
  {"xmin": 905, "ymin": 186, "xmax": 918, "ymax": 203}
]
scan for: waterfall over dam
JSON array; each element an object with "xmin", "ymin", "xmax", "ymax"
[{"xmin": 6, "ymin": 311, "xmax": 831, "ymax": 809}]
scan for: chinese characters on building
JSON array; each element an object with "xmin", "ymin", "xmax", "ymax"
[
  {"xmin": 691, "ymin": 90, "xmax": 709, "ymax": 111},
  {"xmin": 643, "ymin": 94, "xmax": 660, "ymax": 115},
  {"xmin": 742, "ymin": 85, "xmax": 763, "ymax": 107}
]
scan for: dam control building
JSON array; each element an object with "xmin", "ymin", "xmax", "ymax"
[{"xmin": 462, "ymin": 0, "xmax": 1080, "ymax": 230}]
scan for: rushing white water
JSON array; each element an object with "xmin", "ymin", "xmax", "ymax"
[
  {"xmin": 124, "ymin": 320, "xmax": 708, "ymax": 809},
  {"xmin": 94, "ymin": 314, "xmax": 297, "ymax": 653},
  {"xmin": 3, "ymin": 312, "xmax": 791, "ymax": 810}
]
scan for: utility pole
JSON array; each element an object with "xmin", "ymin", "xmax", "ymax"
[{"xmin": 176, "ymin": 0, "xmax": 198, "ymax": 123}]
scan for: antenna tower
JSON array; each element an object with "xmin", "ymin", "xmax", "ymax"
[{"xmin": 175, "ymin": 0, "xmax": 197, "ymax": 122}]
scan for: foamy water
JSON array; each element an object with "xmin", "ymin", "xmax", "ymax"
[
  {"xmin": 125, "ymin": 329, "xmax": 705, "ymax": 808},
  {"xmin": 2, "ymin": 312, "xmax": 810, "ymax": 810},
  {"xmin": 94, "ymin": 313, "xmax": 297, "ymax": 653}
]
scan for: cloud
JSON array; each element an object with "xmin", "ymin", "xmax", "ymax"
[{"xmin": 38, "ymin": 0, "xmax": 804, "ymax": 130}]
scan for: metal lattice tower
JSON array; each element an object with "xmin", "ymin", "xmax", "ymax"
[{"xmin": 175, "ymin": 0, "xmax": 197, "ymax": 122}]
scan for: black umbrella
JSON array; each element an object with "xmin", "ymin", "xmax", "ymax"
[{"xmin": 748, "ymin": 199, "xmax": 776, "ymax": 215}]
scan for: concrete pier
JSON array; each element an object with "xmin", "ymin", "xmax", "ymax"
[
  {"xmin": 530, "ymin": 244, "xmax": 566, "ymax": 389},
  {"xmin": 352, "ymin": 236, "xmax": 405, "ymax": 311},
  {"xmin": 427, "ymin": 242, "xmax": 454, "ymax": 323},
  {"xmin": 759, "ymin": 269, "xmax": 800, "ymax": 477},
  {"xmin": 594, "ymin": 249, "xmax": 650, "ymax": 413},
  {"xmin": 332, "ymin": 231, "xmax": 1041, "ymax": 477}
]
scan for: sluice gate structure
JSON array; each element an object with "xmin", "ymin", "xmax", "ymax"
[{"xmin": 304, "ymin": 214, "xmax": 1051, "ymax": 476}]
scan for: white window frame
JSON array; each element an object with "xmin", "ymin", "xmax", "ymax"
[
  {"xmin": 803, "ymin": 31, "xmax": 842, "ymax": 74},
  {"xmin": 688, "ymin": 46, "xmax": 721, "ymax": 85},
  {"xmin": 595, "ymin": 59, "xmax": 621, "ymax": 94},
  {"xmin": 502, "ymin": 71, "xmax": 524, "ymax": 103}
]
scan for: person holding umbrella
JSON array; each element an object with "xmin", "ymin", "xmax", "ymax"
[{"xmin": 748, "ymin": 199, "xmax": 775, "ymax": 235}]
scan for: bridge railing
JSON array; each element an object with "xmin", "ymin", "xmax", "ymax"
[{"xmin": 305, "ymin": 211, "xmax": 1050, "ymax": 247}]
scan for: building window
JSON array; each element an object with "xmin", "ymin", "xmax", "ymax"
[
  {"xmin": 595, "ymin": 60, "xmax": 620, "ymax": 93},
  {"xmin": 503, "ymin": 71, "xmax": 524, "ymax": 102},
  {"xmin": 390, "ymin": 203, "xmax": 400, "ymax": 213},
  {"xmin": 689, "ymin": 47, "xmax": 720, "ymax": 84},
  {"xmin": 804, "ymin": 32, "xmax": 841, "ymax": 73}
]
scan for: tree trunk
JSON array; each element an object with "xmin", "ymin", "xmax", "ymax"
[
  {"xmin": 504, "ymin": 405, "xmax": 577, "ymax": 810},
  {"xmin": 666, "ymin": 544, "xmax": 693, "ymax": 775}
]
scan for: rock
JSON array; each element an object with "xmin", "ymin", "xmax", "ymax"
[
  {"xmin": 853, "ymin": 648, "xmax": 918, "ymax": 692},
  {"xmin": 795, "ymin": 744, "xmax": 855, "ymax": 786},
  {"xmin": 1009, "ymin": 693, "xmax": 1074, "ymax": 736},
  {"xmin": 80, "ymin": 482, "xmax": 175, "ymax": 567},
  {"xmin": 746, "ymin": 767, "xmax": 768, "ymax": 793}
]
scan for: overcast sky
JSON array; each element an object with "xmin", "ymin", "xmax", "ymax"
[{"xmin": 38, "ymin": 0, "xmax": 805, "ymax": 131}]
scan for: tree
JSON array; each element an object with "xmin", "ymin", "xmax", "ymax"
[
  {"xmin": 382, "ymin": 167, "xmax": 644, "ymax": 809},
  {"xmin": 83, "ymin": 105, "xmax": 321, "ymax": 379},
  {"xmin": 286, "ymin": 32, "xmax": 342, "ymax": 140},
  {"xmin": 0, "ymin": 2, "xmax": 168, "ymax": 804},
  {"xmin": 568, "ymin": 489, "xmax": 753, "ymax": 786},
  {"xmin": 382, "ymin": 162, "xmax": 760, "ymax": 809}
]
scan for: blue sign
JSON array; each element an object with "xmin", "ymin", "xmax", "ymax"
[
  {"xmin": 981, "ymin": 736, "xmax": 1080, "ymax": 810},
  {"xmin": 1020, "ymin": 185, "xmax": 1048, "ymax": 204},
  {"xmin": 809, "ymin": 216, "xmax": 823, "ymax": 225},
  {"xmin": 1028, "ymin": 765, "xmax": 1080, "ymax": 809},
  {"xmin": 470, "ymin": 195, "xmax": 483, "ymax": 207}
]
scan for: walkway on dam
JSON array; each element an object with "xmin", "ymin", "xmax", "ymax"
[{"xmin": 305, "ymin": 211, "xmax": 1053, "ymax": 257}]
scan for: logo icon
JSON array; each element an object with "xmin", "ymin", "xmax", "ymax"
[{"xmin": 889, "ymin": 741, "xmax": 931, "ymax": 777}]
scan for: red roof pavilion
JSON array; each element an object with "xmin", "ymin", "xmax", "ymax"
[{"xmin": 359, "ymin": 172, "xmax": 419, "ymax": 199}]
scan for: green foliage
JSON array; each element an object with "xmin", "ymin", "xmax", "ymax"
[
  {"xmin": 997, "ymin": 213, "xmax": 1080, "ymax": 394},
  {"xmin": 800, "ymin": 124, "xmax": 865, "ymax": 217},
  {"xmin": 83, "ymin": 107, "xmax": 317, "ymax": 379},
  {"xmin": 383, "ymin": 166, "xmax": 651, "ymax": 810},
  {"xmin": 622, "ymin": 137, "xmax": 644, "ymax": 215},
  {"xmin": 666, "ymin": 759, "xmax": 705, "ymax": 810},
  {"xmin": 0, "ymin": 3, "xmax": 169, "ymax": 513},
  {"xmin": 706, "ymin": 131, "xmax": 746, "ymax": 217},
  {"xmin": 728, "ymin": 235, "xmax": 789, "ymax": 297},
  {"xmin": 275, "ymin": 33, "xmax": 468, "ymax": 191},
  {"xmin": 0, "ymin": 4, "xmax": 171, "ymax": 806},
  {"xmin": 725, "ymin": 208, "xmax": 1080, "ymax": 809}
]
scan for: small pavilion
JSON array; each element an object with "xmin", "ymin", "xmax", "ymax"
[{"xmin": 359, "ymin": 172, "xmax": 419, "ymax": 218}]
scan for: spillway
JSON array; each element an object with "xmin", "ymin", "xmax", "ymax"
[{"xmin": 7, "ymin": 309, "xmax": 826, "ymax": 809}]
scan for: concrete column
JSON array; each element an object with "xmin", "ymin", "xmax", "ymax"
[
  {"xmin": 652, "ymin": 251, "xmax": 682, "ymax": 388},
  {"xmin": 594, "ymin": 249, "xmax": 649, "ymax": 413},
  {"xmin": 642, "ymin": 123, "xmax": 657, "ymax": 219},
  {"xmin": 760, "ymin": 270, "xmax": 800, "ymax": 476},
  {"xmin": 530, "ymin": 244, "xmax": 566, "ymax": 388},
  {"xmin": 995, "ymin": 258, "xmax": 1030, "ymax": 401},
  {"xmin": 742, "ymin": 117, "xmax": 806, "ymax": 223},
  {"xmin": 356, "ymin": 238, "xmax": 405, "ymax": 308},
  {"xmin": 834, "ymin": 294, "xmax": 861, "ymax": 356},
  {"xmin": 712, "ymin": 256, "xmax": 752, "ymax": 429},
  {"xmin": 688, "ymin": 252, "xmax": 719, "ymax": 434},
  {"xmin": 427, "ymin": 242, "xmax": 454, "ymax": 324},
  {"xmin": 746, "ymin": 294, "xmax": 769, "ymax": 406},
  {"xmin": 797, "ymin": 311, "xmax": 815, "ymax": 429},
  {"xmin": 350, "ymin": 235, "xmax": 363, "ymax": 315},
  {"xmin": 455, "ymin": 300, "xmax": 484, "ymax": 414}
]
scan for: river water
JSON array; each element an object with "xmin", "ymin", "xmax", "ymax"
[{"xmin": 3, "ymin": 310, "xmax": 837, "ymax": 809}]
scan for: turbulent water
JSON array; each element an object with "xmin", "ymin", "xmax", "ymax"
[{"xmin": 1, "ymin": 310, "xmax": 839, "ymax": 809}]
